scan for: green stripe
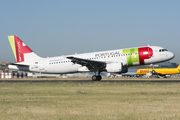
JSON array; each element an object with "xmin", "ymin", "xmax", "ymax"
[
  {"xmin": 8, "ymin": 35, "xmax": 17, "ymax": 61},
  {"xmin": 123, "ymin": 48, "xmax": 139, "ymax": 66}
]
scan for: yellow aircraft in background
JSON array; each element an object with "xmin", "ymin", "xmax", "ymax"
[{"xmin": 136, "ymin": 65, "xmax": 180, "ymax": 77}]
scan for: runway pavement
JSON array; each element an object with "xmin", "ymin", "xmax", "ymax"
[{"xmin": 1, "ymin": 79, "xmax": 180, "ymax": 83}]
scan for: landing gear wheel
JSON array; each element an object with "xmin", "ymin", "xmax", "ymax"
[
  {"xmin": 92, "ymin": 75, "xmax": 97, "ymax": 81},
  {"xmin": 97, "ymin": 75, "xmax": 102, "ymax": 81},
  {"xmin": 152, "ymin": 70, "xmax": 156, "ymax": 74},
  {"xmin": 92, "ymin": 75, "xmax": 102, "ymax": 81}
]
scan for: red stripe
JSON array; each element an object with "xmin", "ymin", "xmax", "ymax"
[{"xmin": 14, "ymin": 35, "xmax": 33, "ymax": 62}]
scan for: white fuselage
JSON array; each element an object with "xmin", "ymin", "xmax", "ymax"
[{"xmin": 10, "ymin": 46, "xmax": 174, "ymax": 74}]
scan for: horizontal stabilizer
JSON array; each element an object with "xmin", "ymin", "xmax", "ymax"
[{"xmin": 10, "ymin": 63, "xmax": 29, "ymax": 67}]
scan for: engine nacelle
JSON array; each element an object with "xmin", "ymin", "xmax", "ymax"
[
  {"xmin": 106, "ymin": 62, "xmax": 128, "ymax": 73},
  {"xmin": 106, "ymin": 62, "xmax": 122, "ymax": 73}
]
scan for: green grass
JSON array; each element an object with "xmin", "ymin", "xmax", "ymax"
[{"xmin": 1, "ymin": 82, "xmax": 180, "ymax": 120}]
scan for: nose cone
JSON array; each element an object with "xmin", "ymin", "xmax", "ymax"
[{"xmin": 168, "ymin": 52, "xmax": 175, "ymax": 60}]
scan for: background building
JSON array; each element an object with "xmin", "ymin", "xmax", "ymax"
[{"xmin": 156, "ymin": 61, "xmax": 178, "ymax": 68}]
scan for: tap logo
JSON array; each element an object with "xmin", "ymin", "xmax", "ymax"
[{"xmin": 123, "ymin": 47, "xmax": 153, "ymax": 66}]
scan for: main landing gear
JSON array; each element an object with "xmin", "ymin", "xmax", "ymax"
[
  {"xmin": 92, "ymin": 75, "xmax": 102, "ymax": 81},
  {"xmin": 92, "ymin": 70, "xmax": 102, "ymax": 81}
]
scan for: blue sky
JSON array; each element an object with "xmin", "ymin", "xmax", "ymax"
[{"xmin": 0, "ymin": 0, "xmax": 180, "ymax": 64}]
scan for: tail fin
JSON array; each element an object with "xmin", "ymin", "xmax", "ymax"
[
  {"xmin": 177, "ymin": 65, "xmax": 180, "ymax": 69},
  {"xmin": 8, "ymin": 35, "xmax": 41, "ymax": 62}
]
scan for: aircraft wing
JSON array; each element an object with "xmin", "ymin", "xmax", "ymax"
[{"xmin": 67, "ymin": 56, "xmax": 106, "ymax": 71}]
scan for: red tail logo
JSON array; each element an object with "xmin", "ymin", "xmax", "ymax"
[{"xmin": 14, "ymin": 35, "xmax": 33, "ymax": 62}]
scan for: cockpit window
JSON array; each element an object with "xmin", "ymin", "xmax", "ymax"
[{"xmin": 159, "ymin": 49, "xmax": 168, "ymax": 52}]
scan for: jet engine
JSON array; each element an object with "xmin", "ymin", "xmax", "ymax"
[{"xmin": 106, "ymin": 62, "xmax": 128, "ymax": 73}]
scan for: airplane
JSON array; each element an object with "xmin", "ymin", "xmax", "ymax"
[
  {"xmin": 136, "ymin": 65, "xmax": 180, "ymax": 78},
  {"xmin": 8, "ymin": 35, "xmax": 175, "ymax": 81}
]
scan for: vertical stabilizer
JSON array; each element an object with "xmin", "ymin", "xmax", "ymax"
[
  {"xmin": 8, "ymin": 35, "xmax": 41, "ymax": 62},
  {"xmin": 177, "ymin": 65, "xmax": 180, "ymax": 69}
]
